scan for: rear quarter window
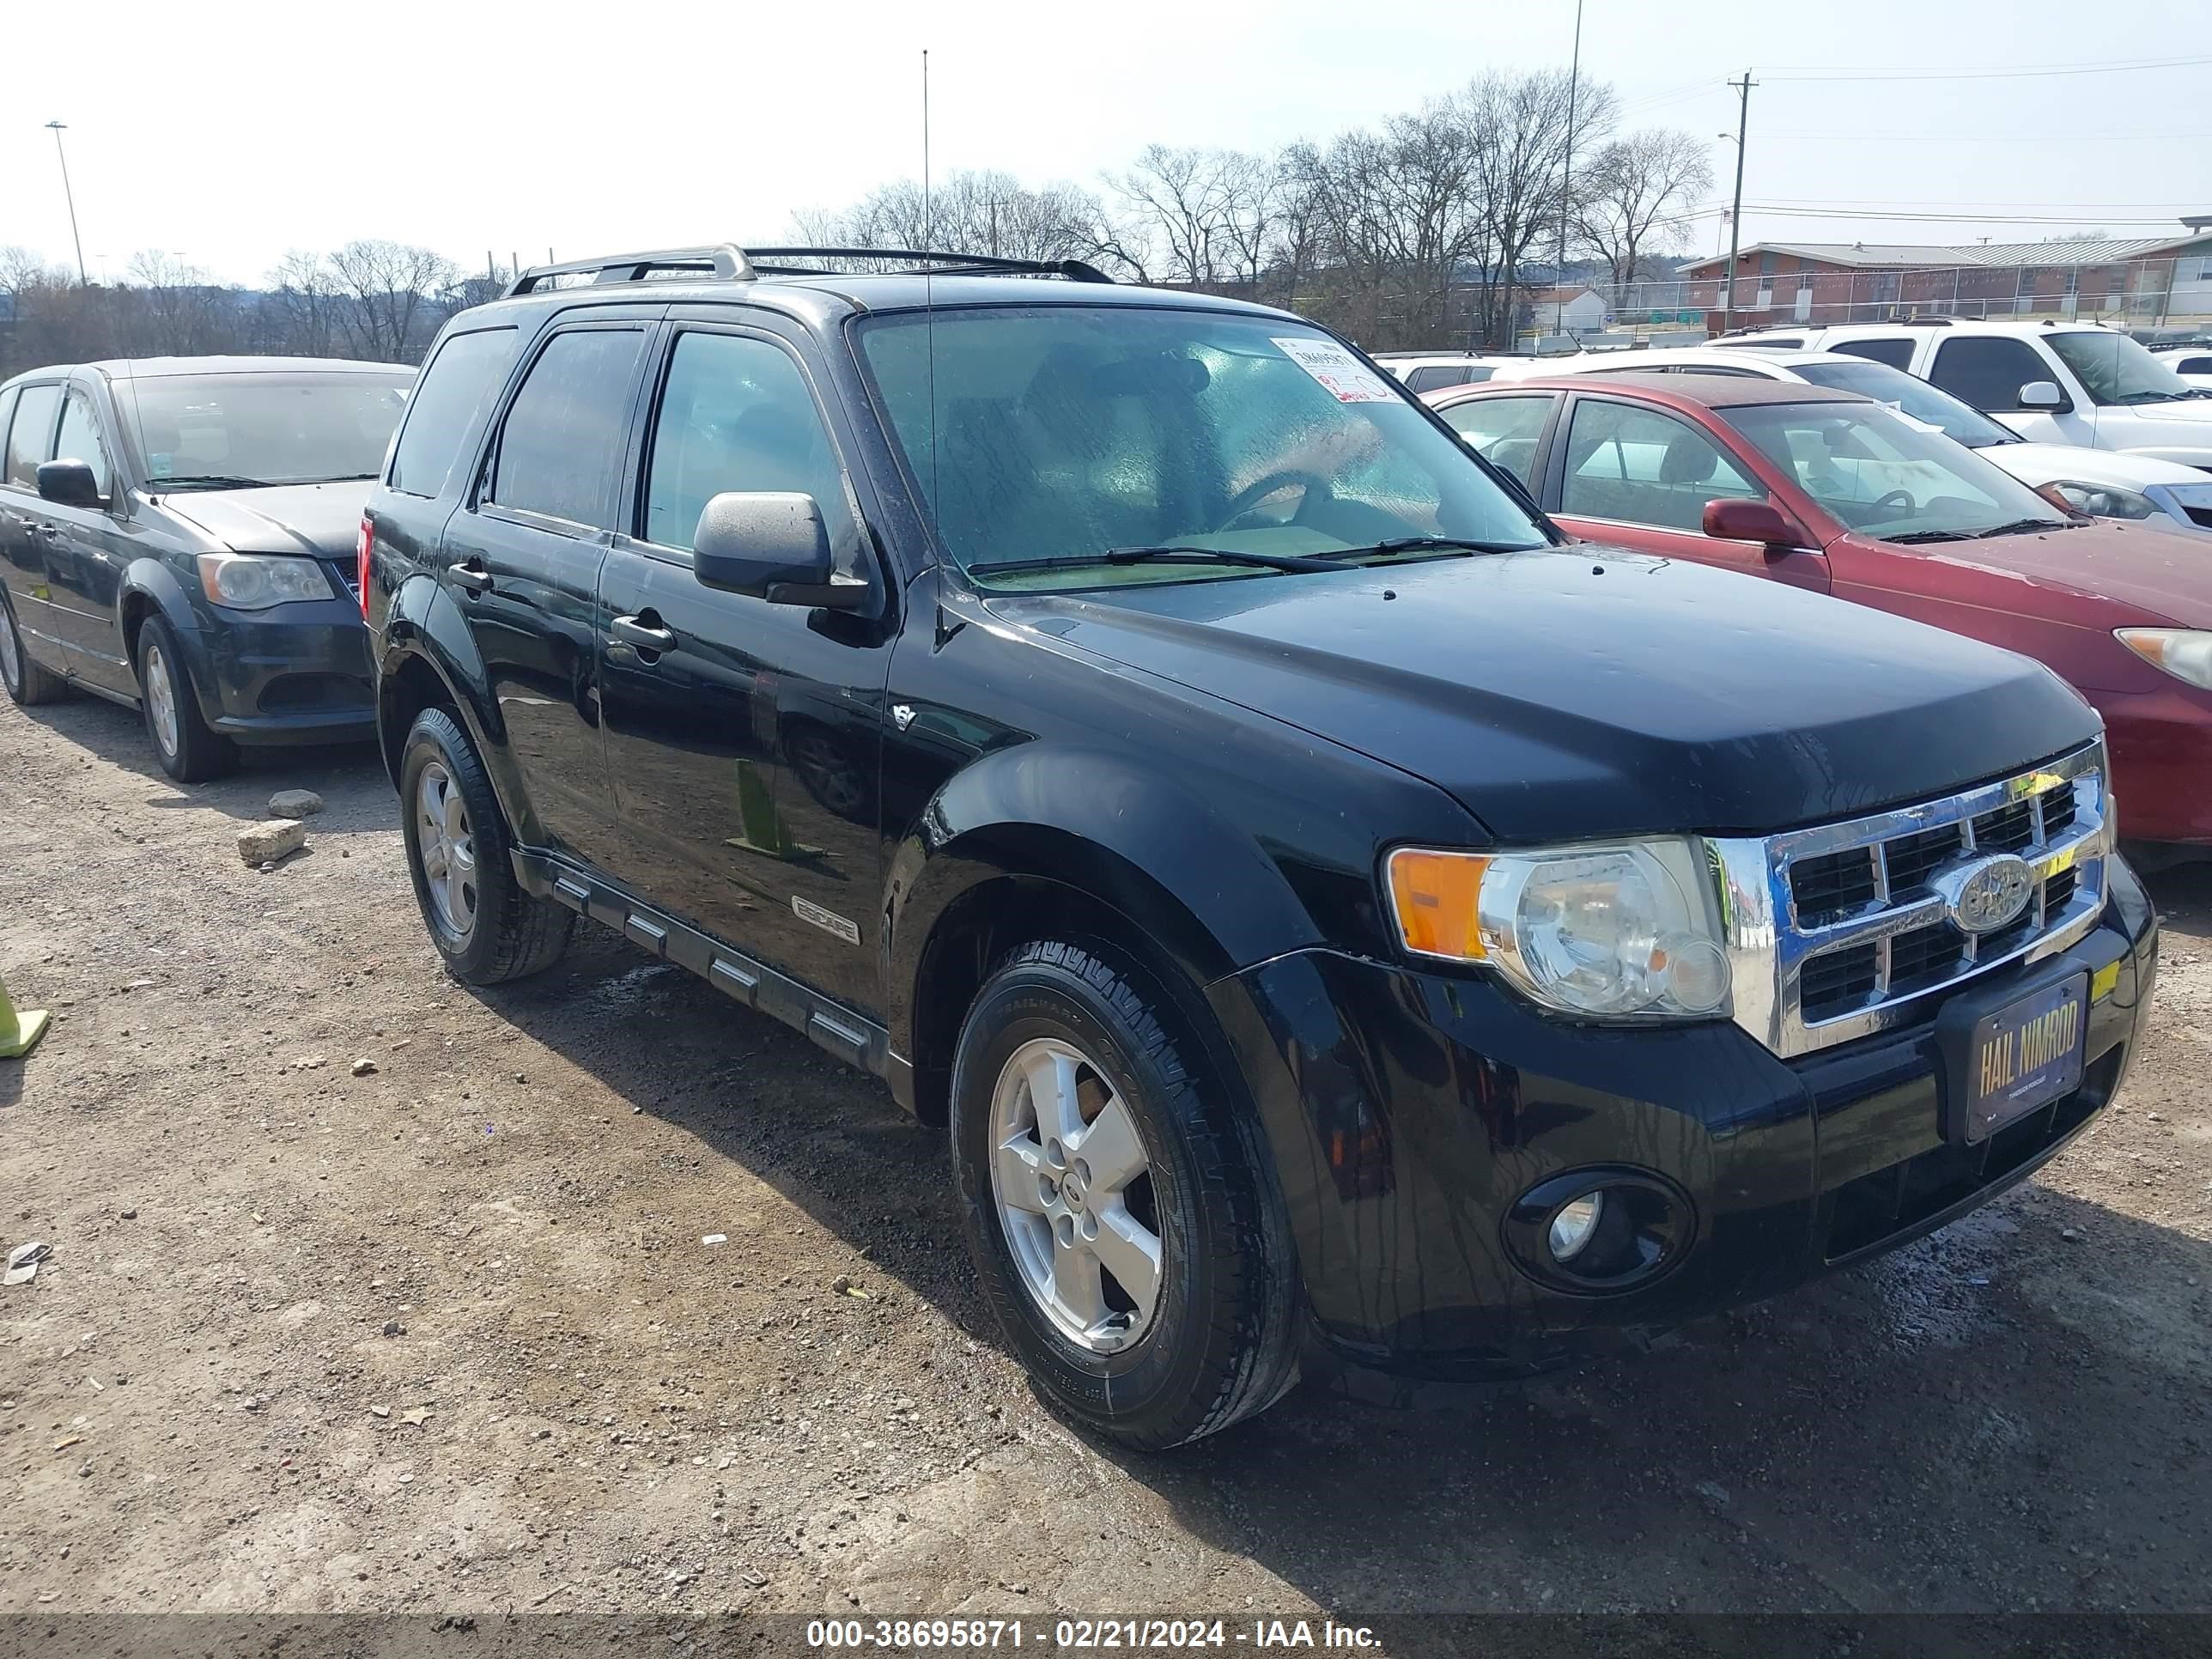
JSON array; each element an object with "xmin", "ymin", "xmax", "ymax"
[
  {"xmin": 389, "ymin": 327, "xmax": 519, "ymax": 498},
  {"xmin": 1830, "ymin": 337, "xmax": 1916, "ymax": 371}
]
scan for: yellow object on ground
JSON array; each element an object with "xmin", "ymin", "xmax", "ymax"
[{"xmin": 0, "ymin": 975, "xmax": 50, "ymax": 1060}]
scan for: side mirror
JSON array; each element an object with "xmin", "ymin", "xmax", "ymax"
[
  {"xmin": 691, "ymin": 492, "xmax": 866, "ymax": 610},
  {"xmin": 1702, "ymin": 496, "xmax": 1802, "ymax": 549},
  {"xmin": 2017, "ymin": 380, "xmax": 2069, "ymax": 412},
  {"xmin": 36, "ymin": 459, "xmax": 101, "ymax": 508}
]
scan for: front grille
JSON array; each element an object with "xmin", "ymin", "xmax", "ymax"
[{"xmin": 1717, "ymin": 744, "xmax": 2110, "ymax": 1058}]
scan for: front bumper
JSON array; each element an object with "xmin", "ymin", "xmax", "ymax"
[
  {"xmin": 2092, "ymin": 684, "xmax": 2212, "ymax": 843},
  {"xmin": 185, "ymin": 592, "xmax": 375, "ymax": 746},
  {"xmin": 1206, "ymin": 857, "xmax": 2159, "ymax": 1378}
]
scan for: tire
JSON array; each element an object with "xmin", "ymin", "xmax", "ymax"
[
  {"xmin": 136, "ymin": 614, "xmax": 237, "ymax": 782},
  {"xmin": 950, "ymin": 939, "xmax": 1302, "ymax": 1449},
  {"xmin": 0, "ymin": 594, "xmax": 68, "ymax": 706},
  {"xmin": 398, "ymin": 705, "xmax": 573, "ymax": 985}
]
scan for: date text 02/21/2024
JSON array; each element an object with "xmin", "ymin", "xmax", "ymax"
[{"xmin": 803, "ymin": 1617, "xmax": 1382, "ymax": 1650}]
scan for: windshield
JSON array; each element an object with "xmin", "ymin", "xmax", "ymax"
[
  {"xmin": 1722, "ymin": 399, "xmax": 2067, "ymax": 541},
  {"xmin": 2045, "ymin": 330, "xmax": 2205, "ymax": 405},
  {"xmin": 118, "ymin": 370, "xmax": 415, "ymax": 487},
  {"xmin": 854, "ymin": 305, "xmax": 1548, "ymax": 588},
  {"xmin": 1790, "ymin": 358, "xmax": 2019, "ymax": 448}
]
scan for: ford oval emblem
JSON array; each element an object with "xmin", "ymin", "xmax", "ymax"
[{"xmin": 1933, "ymin": 853, "xmax": 2037, "ymax": 935}]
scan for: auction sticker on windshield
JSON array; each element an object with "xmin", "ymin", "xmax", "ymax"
[{"xmin": 1273, "ymin": 337, "xmax": 1396, "ymax": 402}]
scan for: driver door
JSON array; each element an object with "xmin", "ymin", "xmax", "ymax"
[{"xmin": 1544, "ymin": 393, "xmax": 1831, "ymax": 592}]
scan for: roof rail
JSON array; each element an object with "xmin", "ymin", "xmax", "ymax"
[
  {"xmin": 504, "ymin": 244, "xmax": 755, "ymax": 297},
  {"xmin": 500, "ymin": 244, "xmax": 1116, "ymax": 299},
  {"xmin": 742, "ymin": 247, "xmax": 1116, "ymax": 283}
]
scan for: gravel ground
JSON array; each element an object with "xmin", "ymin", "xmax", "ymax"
[{"xmin": 2, "ymin": 688, "xmax": 2208, "ymax": 1626}]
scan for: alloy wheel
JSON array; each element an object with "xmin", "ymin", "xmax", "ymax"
[
  {"xmin": 416, "ymin": 760, "xmax": 478, "ymax": 939},
  {"xmin": 988, "ymin": 1036, "xmax": 1164, "ymax": 1353},
  {"xmin": 144, "ymin": 643, "xmax": 181, "ymax": 757}
]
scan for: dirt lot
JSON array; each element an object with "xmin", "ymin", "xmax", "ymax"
[{"xmin": 3, "ymin": 688, "xmax": 2209, "ymax": 1633}]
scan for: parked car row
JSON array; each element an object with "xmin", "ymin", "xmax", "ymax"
[
  {"xmin": 337, "ymin": 244, "xmax": 2159, "ymax": 1447},
  {"xmin": 0, "ymin": 356, "xmax": 416, "ymax": 779}
]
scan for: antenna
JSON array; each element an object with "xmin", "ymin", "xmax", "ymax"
[{"xmin": 923, "ymin": 48, "xmax": 939, "ymax": 530}]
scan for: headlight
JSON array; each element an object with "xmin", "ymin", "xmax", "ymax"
[
  {"xmin": 2116, "ymin": 628, "xmax": 2212, "ymax": 690},
  {"xmin": 1386, "ymin": 838, "xmax": 1731, "ymax": 1020},
  {"xmin": 2049, "ymin": 481, "xmax": 2161, "ymax": 520},
  {"xmin": 197, "ymin": 553, "xmax": 337, "ymax": 609}
]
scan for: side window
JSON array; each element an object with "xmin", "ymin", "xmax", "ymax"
[
  {"xmin": 390, "ymin": 326, "xmax": 518, "ymax": 498},
  {"xmin": 1559, "ymin": 399, "xmax": 1761, "ymax": 532},
  {"xmin": 1929, "ymin": 337, "xmax": 2052, "ymax": 412},
  {"xmin": 54, "ymin": 391, "xmax": 112, "ymax": 501},
  {"xmin": 642, "ymin": 331, "xmax": 860, "ymax": 565},
  {"xmin": 1440, "ymin": 395, "xmax": 1554, "ymax": 486},
  {"xmin": 4, "ymin": 383, "xmax": 61, "ymax": 489},
  {"xmin": 1404, "ymin": 365, "xmax": 1469, "ymax": 392},
  {"xmin": 486, "ymin": 328, "xmax": 648, "ymax": 531},
  {"xmin": 1831, "ymin": 337, "xmax": 1915, "ymax": 371}
]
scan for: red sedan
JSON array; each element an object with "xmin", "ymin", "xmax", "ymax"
[{"xmin": 1426, "ymin": 374, "xmax": 2212, "ymax": 846}]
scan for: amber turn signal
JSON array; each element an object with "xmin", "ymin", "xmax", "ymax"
[{"xmin": 1386, "ymin": 848, "xmax": 1490, "ymax": 961}]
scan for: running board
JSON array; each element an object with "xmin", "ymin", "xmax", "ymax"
[{"xmin": 511, "ymin": 849, "xmax": 899, "ymax": 1089}]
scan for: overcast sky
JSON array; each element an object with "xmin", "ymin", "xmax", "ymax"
[{"xmin": 7, "ymin": 0, "xmax": 2208, "ymax": 286}]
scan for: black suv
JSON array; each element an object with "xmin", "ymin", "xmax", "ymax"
[
  {"xmin": 0, "ymin": 356, "xmax": 415, "ymax": 779},
  {"xmin": 365, "ymin": 245, "xmax": 2158, "ymax": 1449}
]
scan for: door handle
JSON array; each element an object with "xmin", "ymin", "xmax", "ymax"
[
  {"xmin": 611, "ymin": 614, "xmax": 676, "ymax": 653},
  {"xmin": 453, "ymin": 556, "xmax": 491, "ymax": 592}
]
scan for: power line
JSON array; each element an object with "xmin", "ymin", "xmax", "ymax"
[
  {"xmin": 1758, "ymin": 129, "xmax": 2212, "ymax": 143},
  {"xmin": 1738, "ymin": 204, "xmax": 2193, "ymax": 227},
  {"xmin": 1762, "ymin": 53, "xmax": 2212, "ymax": 82}
]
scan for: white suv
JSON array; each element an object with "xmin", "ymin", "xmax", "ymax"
[
  {"xmin": 1370, "ymin": 353, "xmax": 1513, "ymax": 393},
  {"xmin": 1717, "ymin": 320, "xmax": 2212, "ymax": 469},
  {"xmin": 1505, "ymin": 345, "xmax": 2212, "ymax": 537}
]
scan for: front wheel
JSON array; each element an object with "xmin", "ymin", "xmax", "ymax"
[
  {"xmin": 950, "ymin": 939, "xmax": 1302, "ymax": 1449},
  {"xmin": 136, "ymin": 615, "xmax": 236, "ymax": 781},
  {"xmin": 398, "ymin": 706, "xmax": 572, "ymax": 984}
]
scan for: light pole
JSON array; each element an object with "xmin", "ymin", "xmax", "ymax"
[
  {"xmin": 45, "ymin": 121, "xmax": 88, "ymax": 287},
  {"xmin": 1555, "ymin": 0, "xmax": 1585, "ymax": 298}
]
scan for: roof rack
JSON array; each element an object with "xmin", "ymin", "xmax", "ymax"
[{"xmin": 501, "ymin": 243, "xmax": 1115, "ymax": 298}]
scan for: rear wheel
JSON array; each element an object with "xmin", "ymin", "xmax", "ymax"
[
  {"xmin": 136, "ymin": 615, "xmax": 236, "ymax": 782},
  {"xmin": 950, "ymin": 939, "xmax": 1301, "ymax": 1449},
  {"xmin": 398, "ymin": 706, "xmax": 572, "ymax": 984},
  {"xmin": 0, "ymin": 596, "xmax": 67, "ymax": 706}
]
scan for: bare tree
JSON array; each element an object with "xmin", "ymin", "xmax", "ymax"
[
  {"xmin": 326, "ymin": 240, "xmax": 459, "ymax": 363},
  {"xmin": 1577, "ymin": 129, "xmax": 1714, "ymax": 286},
  {"xmin": 795, "ymin": 171, "xmax": 1116, "ymax": 268},
  {"xmin": 1105, "ymin": 146, "xmax": 1246, "ymax": 286},
  {"xmin": 122, "ymin": 252, "xmax": 241, "ymax": 358},
  {"xmin": 1462, "ymin": 69, "xmax": 1617, "ymax": 349},
  {"xmin": 264, "ymin": 250, "xmax": 347, "ymax": 357}
]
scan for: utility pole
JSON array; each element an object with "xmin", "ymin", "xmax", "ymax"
[
  {"xmin": 45, "ymin": 121, "xmax": 87, "ymax": 287},
  {"xmin": 1720, "ymin": 72, "xmax": 1754, "ymax": 334},
  {"xmin": 1555, "ymin": 0, "xmax": 1585, "ymax": 314}
]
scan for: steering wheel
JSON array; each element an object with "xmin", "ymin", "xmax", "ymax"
[
  {"xmin": 1218, "ymin": 469, "xmax": 1333, "ymax": 532},
  {"xmin": 1869, "ymin": 489, "xmax": 1917, "ymax": 519}
]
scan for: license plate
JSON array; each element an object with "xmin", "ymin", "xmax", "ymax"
[{"xmin": 1962, "ymin": 974, "xmax": 2087, "ymax": 1142}]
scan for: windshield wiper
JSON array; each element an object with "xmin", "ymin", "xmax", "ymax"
[
  {"xmin": 148, "ymin": 474, "xmax": 276, "ymax": 491},
  {"xmin": 1315, "ymin": 534, "xmax": 1542, "ymax": 560},
  {"xmin": 969, "ymin": 544, "xmax": 1339, "ymax": 578},
  {"xmin": 1884, "ymin": 529, "xmax": 1975, "ymax": 544},
  {"xmin": 1974, "ymin": 517, "xmax": 2074, "ymax": 538},
  {"xmin": 2114, "ymin": 389, "xmax": 2199, "ymax": 404}
]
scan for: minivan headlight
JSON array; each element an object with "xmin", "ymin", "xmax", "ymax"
[
  {"xmin": 2116, "ymin": 628, "xmax": 2212, "ymax": 690},
  {"xmin": 197, "ymin": 553, "xmax": 337, "ymax": 610},
  {"xmin": 1386, "ymin": 838, "xmax": 1731, "ymax": 1020}
]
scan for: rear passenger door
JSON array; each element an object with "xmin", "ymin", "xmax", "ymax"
[
  {"xmin": 1924, "ymin": 336, "xmax": 2087, "ymax": 446},
  {"xmin": 1546, "ymin": 392, "xmax": 1830, "ymax": 590},
  {"xmin": 0, "ymin": 382, "xmax": 68, "ymax": 676},
  {"xmin": 441, "ymin": 317, "xmax": 653, "ymax": 874},
  {"xmin": 596, "ymin": 317, "xmax": 896, "ymax": 1019}
]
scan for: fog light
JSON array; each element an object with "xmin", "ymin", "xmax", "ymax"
[{"xmin": 1548, "ymin": 1192, "xmax": 1605, "ymax": 1261}]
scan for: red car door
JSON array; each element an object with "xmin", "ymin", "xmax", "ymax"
[{"xmin": 1543, "ymin": 390, "xmax": 1832, "ymax": 593}]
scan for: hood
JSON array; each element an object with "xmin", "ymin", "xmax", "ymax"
[
  {"xmin": 158, "ymin": 481, "xmax": 371, "ymax": 562},
  {"xmin": 1908, "ymin": 519, "xmax": 2212, "ymax": 628},
  {"xmin": 992, "ymin": 550, "xmax": 2099, "ymax": 843},
  {"xmin": 1988, "ymin": 441, "xmax": 2212, "ymax": 491},
  {"xmin": 2084, "ymin": 397, "xmax": 2212, "ymax": 465}
]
